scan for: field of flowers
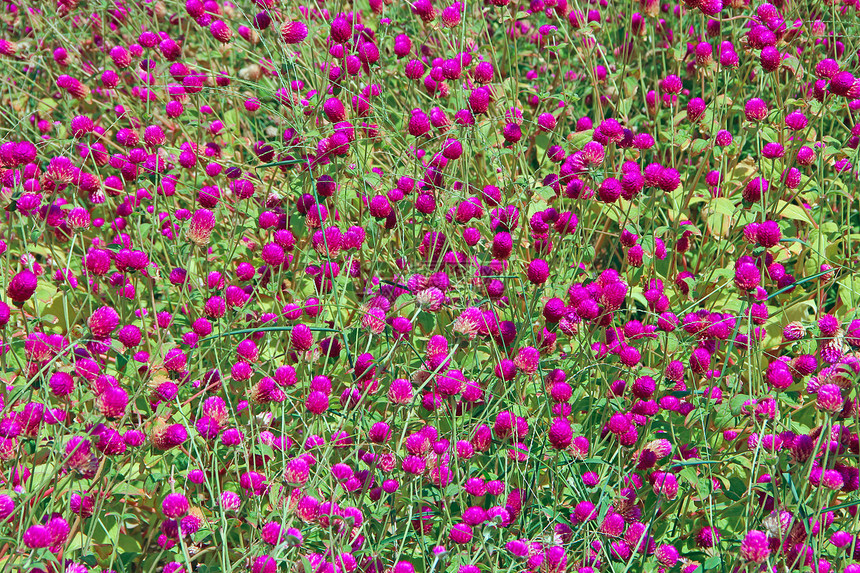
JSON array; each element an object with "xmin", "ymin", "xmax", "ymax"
[{"xmin": 1, "ymin": 0, "xmax": 860, "ymax": 571}]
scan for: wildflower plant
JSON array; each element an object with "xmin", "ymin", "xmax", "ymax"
[{"xmin": 0, "ymin": 0, "xmax": 859, "ymax": 573}]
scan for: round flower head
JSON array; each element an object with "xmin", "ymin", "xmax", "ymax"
[
  {"xmin": 785, "ymin": 110, "xmax": 808, "ymax": 130},
  {"xmin": 740, "ymin": 530, "xmax": 770, "ymax": 563},
  {"xmin": 88, "ymin": 306, "xmax": 120, "ymax": 337},
  {"xmin": 694, "ymin": 42, "xmax": 713, "ymax": 65},
  {"xmin": 714, "ymin": 129, "xmax": 733, "ymax": 146},
  {"xmin": 407, "ymin": 110, "xmax": 431, "ymax": 137},
  {"xmin": 162, "ymin": 493, "xmax": 189, "ymax": 518},
  {"xmin": 744, "ymin": 98, "xmax": 768, "ymax": 121},
  {"xmin": 388, "ymin": 379, "xmax": 413, "ymax": 404},
  {"xmin": 23, "ymin": 524, "xmax": 51, "ymax": 548},
  {"xmin": 782, "ymin": 322, "xmax": 805, "ymax": 341},
  {"xmin": 14, "ymin": 141, "xmax": 37, "ymax": 164},
  {"xmin": 0, "ymin": 301, "xmax": 12, "ymax": 327},
  {"xmin": 696, "ymin": 526, "xmax": 720, "ymax": 548},
  {"xmin": 822, "ymin": 469, "xmax": 844, "ymax": 490},
  {"xmin": 756, "ymin": 220, "xmax": 781, "ymax": 247},
  {"xmin": 67, "ymin": 207, "xmax": 91, "ymax": 231},
  {"xmin": 210, "ymin": 20, "xmax": 232, "ymax": 43},
  {"xmin": 689, "ymin": 348, "xmax": 712, "ymax": 374},
  {"xmin": 473, "ymin": 61, "xmax": 494, "ymax": 83},
  {"xmin": 548, "ymin": 418, "xmax": 572, "ymax": 449},
  {"xmin": 405, "ymin": 59, "xmax": 425, "ymax": 80},
  {"xmin": 652, "ymin": 472, "xmax": 678, "ymax": 499},
  {"xmin": 251, "ymin": 555, "xmax": 278, "ymax": 573},
  {"xmin": 791, "ymin": 354, "xmax": 817, "ymax": 376},
  {"xmin": 734, "ymin": 263, "xmax": 760, "ymax": 290},
  {"xmin": 817, "ymin": 384, "xmax": 843, "ymax": 413},
  {"xmin": 7, "ymin": 270, "xmax": 37, "ymax": 304},
  {"xmin": 220, "ymin": 491, "xmax": 241, "ymax": 511},
  {"xmin": 796, "ymin": 146, "xmax": 815, "ymax": 166},
  {"xmin": 117, "ymin": 325, "xmax": 142, "ymax": 348},
  {"xmin": 492, "ymin": 232, "xmax": 513, "ymax": 259},
  {"xmin": 526, "ymin": 259, "xmax": 549, "ymax": 285},
  {"xmin": 762, "ymin": 142, "xmax": 784, "ymax": 159},
  {"xmin": 760, "ymin": 46, "xmax": 781, "ymax": 72},
  {"xmin": 260, "ymin": 521, "xmax": 283, "ymax": 545},
  {"xmin": 687, "ymin": 98, "xmax": 706, "ymax": 122},
  {"xmin": 743, "ymin": 177, "xmax": 768, "ymax": 202},
  {"xmin": 152, "ymin": 422, "xmax": 188, "ymax": 450},
  {"xmin": 49, "ymin": 372, "xmax": 75, "ymax": 396},
  {"xmin": 188, "ymin": 209, "xmax": 216, "ymax": 246},
  {"xmin": 537, "ymin": 113, "xmax": 556, "ymax": 131},
  {"xmin": 469, "ymin": 87, "xmax": 491, "ymax": 114},
  {"xmin": 0, "ymin": 495, "xmax": 14, "ymax": 522},
  {"xmin": 814, "ymin": 58, "xmax": 839, "ymax": 79},
  {"xmin": 765, "ymin": 361, "xmax": 793, "ymax": 389},
  {"xmin": 661, "ymin": 75, "xmax": 682, "ymax": 94},
  {"xmin": 502, "ymin": 122, "xmax": 522, "ymax": 143},
  {"xmin": 281, "ymin": 21, "xmax": 309, "ymax": 44},
  {"xmin": 830, "ymin": 71, "xmax": 856, "ymax": 97},
  {"xmin": 699, "ymin": 0, "xmax": 723, "ymax": 14},
  {"xmin": 99, "ymin": 386, "xmax": 128, "ymax": 418},
  {"xmin": 70, "ymin": 115, "xmax": 94, "ymax": 138},
  {"xmin": 291, "ymin": 324, "xmax": 314, "ymax": 351},
  {"xmin": 449, "ymin": 523, "xmax": 473, "ymax": 544},
  {"xmin": 819, "ymin": 314, "xmax": 840, "ymax": 336}
]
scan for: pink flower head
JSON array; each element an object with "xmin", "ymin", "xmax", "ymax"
[
  {"xmin": 7, "ymin": 270, "xmax": 37, "ymax": 303},
  {"xmin": 740, "ymin": 530, "xmax": 770, "ymax": 563},
  {"xmin": 162, "ymin": 493, "xmax": 189, "ymax": 518},
  {"xmin": 188, "ymin": 209, "xmax": 216, "ymax": 246},
  {"xmin": 88, "ymin": 306, "xmax": 120, "ymax": 337},
  {"xmin": 281, "ymin": 21, "xmax": 309, "ymax": 44},
  {"xmin": 744, "ymin": 98, "xmax": 768, "ymax": 121}
]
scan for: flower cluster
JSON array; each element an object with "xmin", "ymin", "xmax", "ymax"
[{"xmin": 0, "ymin": 0, "xmax": 859, "ymax": 572}]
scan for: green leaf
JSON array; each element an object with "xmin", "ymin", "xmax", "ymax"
[
  {"xmin": 117, "ymin": 533, "xmax": 142, "ymax": 553},
  {"xmin": 710, "ymin": 197, "xmax": 736, "ymax": 216},
  {"xmin": 690, "ymin": 138, "xmax": 710, "ymax": 156},
  {"xmin": 775, "ymin": 200, "xmax": 814, "ymax": 223},
  {"xmin": 679, "ymin": 466, "xmax": 709, "ymax": 498},
  {"xmin": 299, "ymin": 557, "xmax": 314, "ymax": 573},
  {"xmin": 769, "ymin": 269, "xmax": 833, "ymax": 300},
  {"xmin": 824, "ymin": 498, "xmax": 860, "ymax": 513},
  {"xmin": 723, "ymin": 477, "xmax": 748, "ymax": 501},
  {"xmin": 729, "ymin": 394, "xmax": 750, "ymax": 415},
  {"xmin": 672, "ymin": 459, "xmax": 721, "ymax": 467},
  {"xmin": 569, "ymin": 129, "xmax": 594, "ymax": 150},
  {"xmin": 256, "ymin": 158, "xmax": 305, "ymax": 169},
  {"xmin": 417, "ymin": 311, "xmax": 436, "ymax": 334}
]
